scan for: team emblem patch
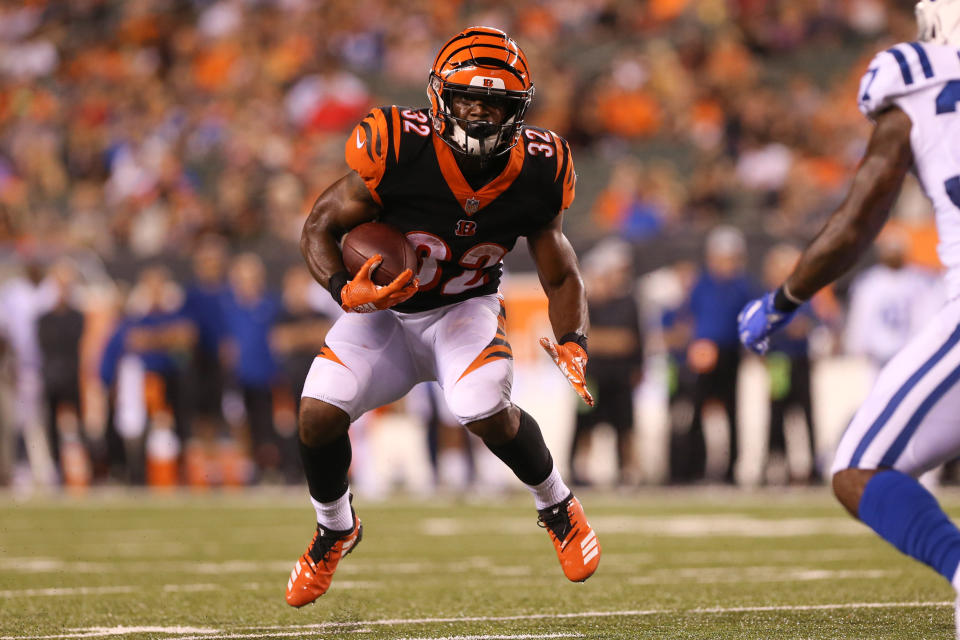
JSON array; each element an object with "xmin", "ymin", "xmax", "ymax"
[
  {"xmin": 455, "ymin": 220, "xmax": 477, "ymax": 236},
  {"xmin": 465, "ymin": 197, "xmax": 480, "ymax": 214}
]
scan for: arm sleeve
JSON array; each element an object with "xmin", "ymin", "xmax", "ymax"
[
  {"xmin": 858, "ymin": 43, "xmax": 935, "ymax": 120},
  {"xmin": 344, "ymin": 107, "xmax": 392, "ymax": 205},
  {"xmin": 552, "ymin": 133, "xmax": 576, "ymax": 211}
]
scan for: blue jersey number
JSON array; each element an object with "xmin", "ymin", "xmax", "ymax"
[
  {"xmin": 936, "ymin": 79, "xmax": 960, "ymax": 114},
  {"xmin": 861, "ymin": 68, "xmax": 880, "ymax": 104},
  {"xmin": 936, "ymin": 80, "xmax": 960, "ymax": 206}
]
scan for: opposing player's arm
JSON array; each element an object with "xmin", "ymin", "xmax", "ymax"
[
  {"xmin": 738, "ymin": 106, "xmax": 913, "ymax": 354},
  {"xmin": 528, "ymin": 213, "xmax": 588, "ymax": 338},
  {"xmin": 784, "ymin": 107, "xmax": 913, "ymax": 300},
  {"xmin": 300, "ymin": 171, "xmax": 381, "ymax": 290}
]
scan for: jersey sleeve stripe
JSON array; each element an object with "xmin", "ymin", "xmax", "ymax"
[
  {"xmin": 359, "ymin": 119, "xmax": 376, "ymax": 162},
  {"xmin": 886, "ymin": 47, "xmax": 914, "ymax": 85},
  {"xmin": 391, "ymin": 107, "xmax": 402, "ymax": 163},
  {"xmin": 907, "ymin": 42, "xmax": 934, "ymax": 78},
  {"xmin": 551, "ymin": 132, "xmax": 567, "ymax": 182},
  {"xmin": 373, "ymin": 116, "xmax": 383, "ymax": 157}
]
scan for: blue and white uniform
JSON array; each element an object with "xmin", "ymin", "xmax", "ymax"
[{"xmin": 833, "ymin": 41, "xmax": 960, "ymax": 475}]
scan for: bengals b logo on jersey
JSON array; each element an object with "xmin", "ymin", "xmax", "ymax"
[{"xmin": 455, "ymin": 220, "xmax": 477, "ymax": 236}]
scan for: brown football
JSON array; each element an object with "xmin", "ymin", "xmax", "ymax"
[{"xmin": 341, "ymin": 221, "xmax": 419, "ymax": 287}]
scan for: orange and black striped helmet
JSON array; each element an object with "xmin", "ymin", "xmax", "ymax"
[{"xmin": 428, "ymin": 27, "xmax": 534, "ymax": 161}]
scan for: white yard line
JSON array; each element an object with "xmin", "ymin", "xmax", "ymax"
[
  {"xmin": 395, "ymin": 635, "xmax": 584, "ymax": 640},
  {"xmin": 421, "ymin": 515, "xmax": 868, "ymax": 537},
  {"xmin": 1, "ymin": 601, "xmax": 953, "ymax": 640},
  {"xmin": 0, "ymin": 581, "xmax": 374, "ymax": 600},
  {"xmin": 628, "ymin": 567, "xmax": 895, "ymax": 584},
  {"xmin": 0, "ymin": 628, "xmax": 218, "ymax": 640}
]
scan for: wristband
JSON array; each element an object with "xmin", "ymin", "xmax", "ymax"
[
  {"xmin": 329, "ymin": 270, "xmax": 350, "ymax": 306},
  {"xmin": 772, "ymin": 285, "xmax": 802, "ymax": 313},
  {"xmin": 558, "ymin": 332, "xmax": 588, "ymax": 356}
]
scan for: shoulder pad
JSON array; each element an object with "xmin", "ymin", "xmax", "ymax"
[
  {"xmin": 858, "ymin": 42, "xmax": 939, "ymax": 119},
  {"xmin": 345, "ymin": 106, "xmax": 394, "ymax": 202}
]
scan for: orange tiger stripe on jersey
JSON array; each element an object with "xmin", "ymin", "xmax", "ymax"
[
  {"xmin": 458, "ymin": 300, "xmax": 512, "ymax": 381},
  {"xmin": 391, "ymin": 106, "xmax": 402, "ymax": 163},
  {"xmin": 345, "ymin": 108, "xmax": 390, "ymax": 205},
  {"xmin": 317, "ymin": 344, "xmax": 347, "ymax": 368},
  {"xmin": 432, "ymin": 133, "xmax": 525, "ymax": 216},
  {"xmin": 551, "ymin": 131, "xmax": 566, "ymax": 183},
  {"xmin": 560, "ymin": 139, "xmax": 576, "ymax": 210}
]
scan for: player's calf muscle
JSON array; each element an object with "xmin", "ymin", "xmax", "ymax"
[
  {"xmin": 832, "ymin": 468, "xmax": 883, "ymax": 518},
  {"xmin": 299, "ymin": 398, "xmax": 350, "ymax": 447},
  {"xmin": 465, "ymin": 406, "xmax": 520, "ymax": 444}
]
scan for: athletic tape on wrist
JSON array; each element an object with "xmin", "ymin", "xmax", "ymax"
[
  {"xmin": 558, "ymin": 332, "xmax": 589, "ymax": 356},
  {"xmin": 329, "ymin": 270, "xmax": 350, "ymax": 306}
]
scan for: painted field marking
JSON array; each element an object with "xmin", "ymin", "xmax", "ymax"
[
  {"xmin": 2, "ymin": 601, "xmax": 953, "ymax": 640},
  {"xmin": 1, "ymin": 548, "xmax": 879, "ymax": 577},
  {"xmin": 627, "ymin": 567, "xmax": 895, "ymax": 584},
  {"xmin": 0, "ymin": 628, "xmax": 218, "ymax": 640},
  {"xmin": 421, "ymin": 515, "xmax": 869, "ymax": 538},
  {"xmin": 0, "ymin": 581, "xmax": 374, "ymax": 599},
  {"xmin": 395, "ymin": 634, "xmax": 584, "ymax": 640}
]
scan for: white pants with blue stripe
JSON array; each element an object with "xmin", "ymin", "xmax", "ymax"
[{"xmin": 832, "ymin": 297, "xmax": 960, "ymax": 476}]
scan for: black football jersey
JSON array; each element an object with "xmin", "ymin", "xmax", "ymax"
[{"xmin": 345, "ymin": 106, "xmax": 575, "ymax": 312}]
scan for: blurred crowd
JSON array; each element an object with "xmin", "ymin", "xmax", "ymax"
[
  {"xmin": 0, "ymin": 0, "xmax": 923, "ymax": 257},
  {"xmin": 0, "ymin": 0, "xmax": 950, "ymax": 490}
]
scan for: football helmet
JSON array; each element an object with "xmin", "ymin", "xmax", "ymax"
[
  {"xmin": 917, "ymin": 0, "xmax": 960, "ymax": 47},
  {"xmin": 428, "ymin": 26, "xmax": 534, "ymax": 162}
]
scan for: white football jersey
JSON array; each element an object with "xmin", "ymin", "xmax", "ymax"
[{"xmin": 859, "ymin": 42, "xmax": 960, "ymax": 296}]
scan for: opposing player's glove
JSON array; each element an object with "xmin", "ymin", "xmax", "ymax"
[
  {"xmin": 737, "ymin": 290, "xmax": 799, "ymax": 355},
  {"xmin": 340, "ymin": 254, "xmax": 418, "ymax": 313},
  {"xmin": 540, "ymin": 337, "xmax": 595, "ymax": 407}
]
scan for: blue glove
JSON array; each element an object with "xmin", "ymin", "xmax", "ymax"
[{"xmin": 737, "ymin": 291, "xmax": 799, "ymax": 355}]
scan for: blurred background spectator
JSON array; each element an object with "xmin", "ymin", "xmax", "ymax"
[
  {"xmin": 568, "ymin": 238, "xmax": 644, "ymax": 487},
  {"xmin": 762, "ymin": 243, "xmax": 820, "ymax": 485},
  {"xmin": 683, "ymin": 226, "xmax": 757, "ymax": 484}
]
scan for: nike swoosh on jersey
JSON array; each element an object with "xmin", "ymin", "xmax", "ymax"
[{"xmin": 356, "ymin": 130, "xmax": 364, "ymax": 149}]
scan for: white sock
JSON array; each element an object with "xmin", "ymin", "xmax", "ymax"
[
  {"xmin": 310, "ymin": 490, "xmax": 353, "ymax": 531},
  {"xmin": 526, "ymin": 465, "xmax": 571, "ymax": 510},
  {"xmin": 952, "ymin": 564, "xmax": 960, "ymax": 594}
]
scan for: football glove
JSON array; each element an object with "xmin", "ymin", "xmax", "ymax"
[
  {"xmin": 539, "ymin": 337, "xmax": 595, "ymax": 407},
  {"xmin": 340, "ymin": 254, "xmax": 418, "ymax": 313},
  {"xmin": 737, "ymin": 291, "xmax": 799, "ymax": 355}
]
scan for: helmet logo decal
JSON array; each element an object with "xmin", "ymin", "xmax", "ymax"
[{"xmin": 470, "ymin": 76, "xmax": 505, "ymax": 89}]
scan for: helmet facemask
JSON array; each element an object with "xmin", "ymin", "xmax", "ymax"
[
  {"xmin": 428, "ymin": 72, "xmax": 533, "ymax": 165},
  {"xmin": 917, "ymin": 0, "xmax": 960, "ymax": 47}
]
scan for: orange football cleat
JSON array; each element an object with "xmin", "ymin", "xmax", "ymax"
[
  {"xmin": 537, "ymin": 493, "xmax": 600, "ymax": 582},
  {"xmin": 285, "ymin": 513, "xmax": 363, "ymax": 607}
]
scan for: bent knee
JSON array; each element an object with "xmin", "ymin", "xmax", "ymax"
[
  {"xmin": 298, "ymin": 398, "xmax": 350, "ymax": 447},
  {"xmin": 832, "ymin": 467, "xmax": 882, "ymax": 519},
  {"xmin": 465, "ymin": 406, "xmax": 518, "ymax": 444},
  {"xmin": 446, "ymin": 363, "xmax": 512, "ymax": 425}
]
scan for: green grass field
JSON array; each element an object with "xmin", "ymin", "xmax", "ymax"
[{"xmin": 1, "ymin": 487, "xmax": 957, "ymax": 639}]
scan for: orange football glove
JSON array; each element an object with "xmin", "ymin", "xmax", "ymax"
[
  {"xmin": 539, "ymin": 337, "xmax": 594, "ymax": 407},
  {"xmin": 340, "ymin": 254, "xmax": 418, "ymax": 313}
]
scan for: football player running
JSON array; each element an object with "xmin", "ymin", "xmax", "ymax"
[
  {"xmin": 739, "ymin": 2, "xmax": 960, "ymax": 634},
  {"xmin": 286, "ymin": 27, "xmax": 600, "ymax": 607}
]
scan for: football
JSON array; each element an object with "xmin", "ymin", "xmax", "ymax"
[{"xmin": 341, "ymin": 221, "xmax": 419, "ymax": 287}]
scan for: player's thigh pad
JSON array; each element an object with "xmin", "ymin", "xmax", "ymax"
[
  {"xmin": 301, "ymin": 311, "xmax": 419, "ymax": 422},
  {"xmin": 433, "ymin": 295, "xmax": 513, "ymax": 424},
  {"xmin": 832, "ymin": 298, "xmax": 960, "ymax": 476}
]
